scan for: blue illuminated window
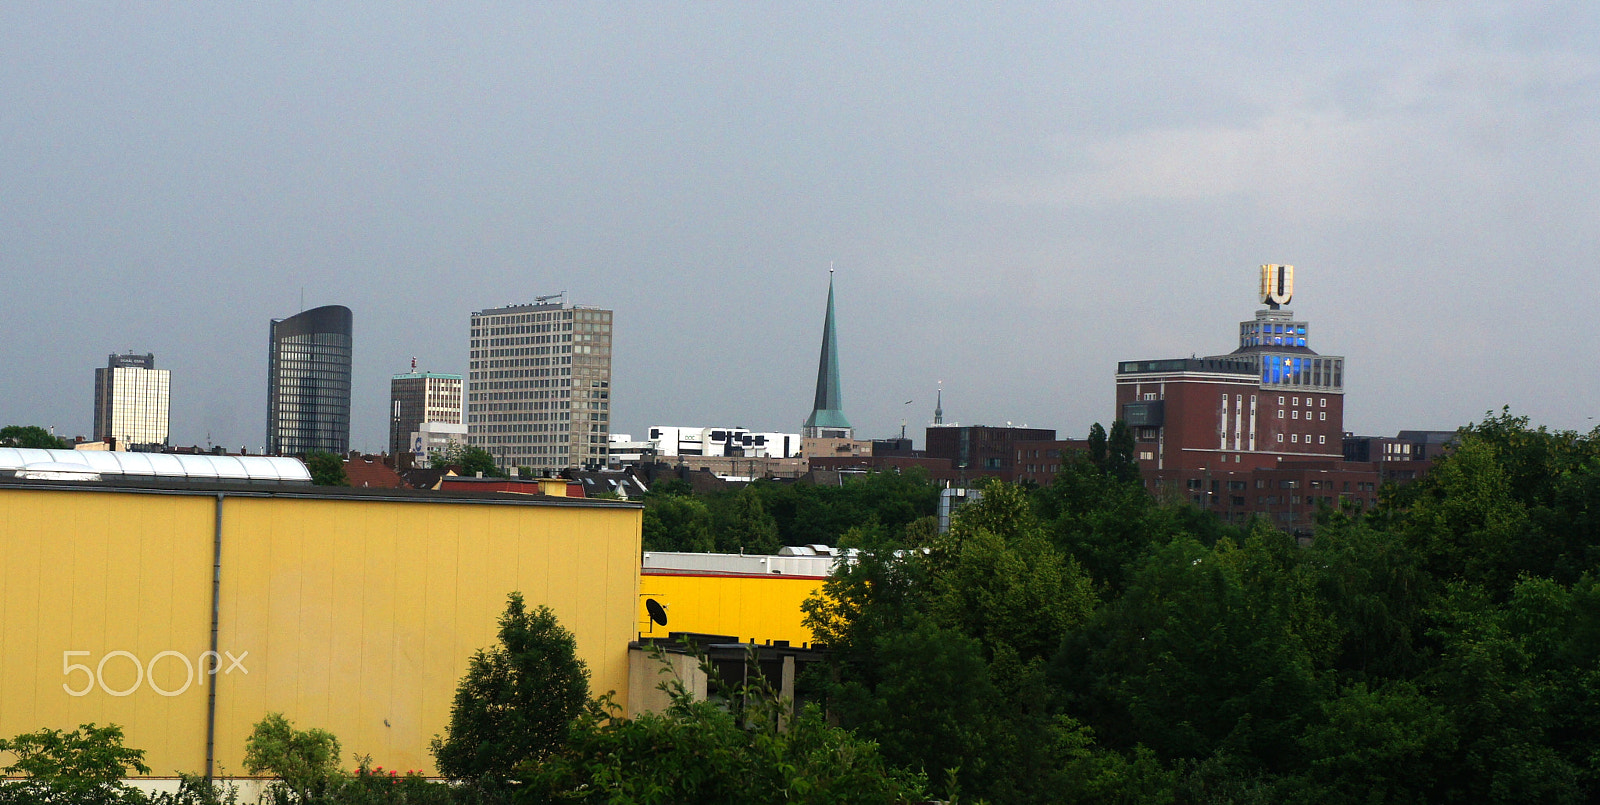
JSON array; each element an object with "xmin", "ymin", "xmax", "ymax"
[
  {"xmin": 1296, "ymin": 337, "xmax": 1307, "ymax": 347},
  {"xmin": 1297, "ymin": 326, "xmax": 1306, "ymax": 334}
]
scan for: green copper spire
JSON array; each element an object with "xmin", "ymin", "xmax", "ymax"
[{"xmin": 803, "ymin": 271, "xmax": 852, "ymax": 435}]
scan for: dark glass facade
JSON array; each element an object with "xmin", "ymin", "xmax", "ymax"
[{"xmin": 267, "ymin": 305, "xmax": 353, "ymax": 455}]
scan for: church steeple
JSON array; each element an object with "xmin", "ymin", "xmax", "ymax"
[
  {"xmin": 803, "ymin": 269, "xmax": 852, "ymax": 438},
  {"xmin": 933, "ymin": 383, "xmax": 943, "ymax": 425}
]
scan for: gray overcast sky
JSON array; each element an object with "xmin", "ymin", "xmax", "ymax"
[{"xmin": 5, "ymin": 3, "xmax": 1600, "ymax": 452}]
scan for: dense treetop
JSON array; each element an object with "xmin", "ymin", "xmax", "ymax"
[{"xmin": 788, "ymin": 410, "xmax": 1600, "ymax": 803}]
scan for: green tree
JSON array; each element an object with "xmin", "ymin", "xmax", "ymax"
[
  {"xmin": 1302, "ymin": 518, "xmax": 1432, "ymax": 680},
  {"xmin": 710, "ymin": 486, "xmax": 783, "ymax": 554},
  {"xmin": 1038, "ymin": 452, "xmax": 1178, "ymax": 593},
  {"xmin": 526, "ymin": 648, "xmax": 928, "ymax": 804},
  {"xmin": 431, "ymin": 592, "xmax": 590, "ymax": 784},
  {"xmin": 646, "ymin": 477, "xmax": 694, "ymax": 497},
  {"xmin": 0, "ymin": 723, "xmax": 150, "ymax": 803},
  {"xmin": 1106, "ymin": 419, "xmax": 1140, "ymax": 483},
  {"xmin": 828, "ymin": 617, "xmax": 1007, "ymax": 792},
  {"xmin": 303, "ymin": 451, "xmax": 348, "ymax": 486},
  {"xmin": 805, "ymin": 484, "xmax": 1126, "ymax": 803},
  {"xmin": 1416, "ymin": 577, "xmax": 1598, "ymax": 803},
  {"xmin": 1285, "ymin": 680, "xmax": 1456, "ymax": 804},
  {"xmin": 1060, "ymin": 529, "xmax": 1334, "ymax": 768},
  {"xmin": 740, "ymin": 470, "xmax": 939, "ymax": 548},
  {"xmin": 642, "ymin": 494, "xmax": 715, "ymax": 552},
  {"xmin": 1087, "ymin": 422, "xmax": 1108, "ymax": 469},
  {"xmin": 429, "ymin": 443, "xmax": 505, "ymax": 478},
  {"xmin": 242, "ymin": 713, "xmax": 342, "ymax": 803},
  {"xmin": 930, "ymin": 479, "xmax": 1096, "ymax": 665},
  {"xmin": 0, "ymin": 425, "xmax": 70, "ymax": 449}
]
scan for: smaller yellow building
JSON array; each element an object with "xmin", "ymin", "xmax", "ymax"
[
  {"xmin": 637, "ymin": 571, "xmax": 824, "ymax": 647},
  {"xmin": 626, "ymin": 550, "xmax": 845, "ymax": 720},
  {"xmin": 635, "ymin": 549, "xmax": 845, "ymax": 647}
]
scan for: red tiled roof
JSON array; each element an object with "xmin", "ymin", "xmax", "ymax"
[{"xmin": 343, "ymin": 459, "xmax": 405, "ymax": 489}]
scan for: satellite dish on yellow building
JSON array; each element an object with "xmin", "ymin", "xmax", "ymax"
[{"xmin": 645, "ymin": 598, "xmax": 669, "ymax": 627}]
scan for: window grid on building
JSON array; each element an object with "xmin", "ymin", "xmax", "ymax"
[{"xmin": 467, "ymin": 303, "xmax": 612, "ymax": 473}]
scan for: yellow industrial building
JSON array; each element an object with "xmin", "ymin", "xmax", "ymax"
[
  {"xmin": 0, "ymin": 479, "xmax": 641, "ymax": 779},
  {"xmin": 636, "ymin": 571, "xmax": 823, "ymax": 647}
]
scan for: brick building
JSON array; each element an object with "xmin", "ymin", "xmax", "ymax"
[
  {"xmin": 1012, "ymin": 439, "xmax": 1090, "ymax": 486},
  {"xmin": 925, "ymin": 424, "xmax": 1055, "ymax": 482},
  {"xmin": 1142, "ymin": 460, "xmax": 1382, "ymax": 531},
  {"xmin": 1116, "ymin": 265, "xmax": 1346, "ymax": 474},
  {"xmin": 1114, "ymin": 265, "xmax": 1378, "ymax": 535}
]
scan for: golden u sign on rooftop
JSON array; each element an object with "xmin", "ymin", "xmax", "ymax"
[{"xmin": 1260, "ymin": 264, "xmax": 1294, "ymax": 309}]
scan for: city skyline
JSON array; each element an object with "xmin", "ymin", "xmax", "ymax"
[{"xmin": 6, "ymin": 5, "xmax": 1600, "ymax": 451}]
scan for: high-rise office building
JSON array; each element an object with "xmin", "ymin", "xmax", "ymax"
[
  {"xmin": 92, "ymin": 352, "xmax": 170, "ymax": 449},
  {"xmin": 266, "ymin": 305, "xmax": 353, "ymax": 455},
  {"xmin": 389, "ymin": 369, "xmax": 463, "ymax": 456},
  {"xmin": 467, "ymin": 300, "xmax": 612, "ymax": 472}
]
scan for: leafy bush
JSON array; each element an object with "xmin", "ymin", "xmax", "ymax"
[
  {"xmin": 522, "ymin": 646, "xmax": 929, "ymax": 804},
  {"xmin": 430, "ymin": 592, "xmax": 589, "ymax": 784},
  {"xmin": 244, "ymin": 713, "xmax": 343, "ymax": 802},
  {"xmin": 0, "ymin": 723, "xmax": 150, "ymax": 804},
  {"xmin": 304, "ymin": 451, "xmax": 349, "ymax": 486}
]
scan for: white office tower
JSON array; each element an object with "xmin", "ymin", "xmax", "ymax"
[
  {"xmin": 467, "ymin": 299, "xmax": 613, "ymax": 473},
  {"xmin": 92, "ymin": 352, "xmax": 170, "ymax": 450}
]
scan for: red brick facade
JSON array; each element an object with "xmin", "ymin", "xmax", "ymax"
[
  {"xmin": 1142, "ymin": 459, "xmax": 1382, "ymax": 534},
  {"xmin": 1115, "ymin": 370, "xmax": 1345, "ymax": 474},
  {"xmin": 1012, "ymin": 439, "xmax": 1090, "ymax": 486}
]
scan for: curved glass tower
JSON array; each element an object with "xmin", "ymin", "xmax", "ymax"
[{"xmin": 267, "ymin": 305, "xmax": 353, "ymax": 455}]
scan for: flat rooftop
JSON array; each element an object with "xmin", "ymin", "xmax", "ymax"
[{"xmin": 0, "ymin": 475, "xmax": 641, "ymax": 509}]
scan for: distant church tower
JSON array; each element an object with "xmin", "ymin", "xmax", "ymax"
[{"xmin": 802, "ymin": 269, "xmax": 853, "ymax": 439}]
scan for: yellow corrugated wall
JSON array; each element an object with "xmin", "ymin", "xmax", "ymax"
[
  {"xmin": 0, "ymin": 488, "xmax": 640, "ymax": 778},
  {"xmin": 0, "ymin": 489, "xmax": 215, "ymax": 775},
  {"xmin": 636, "ymin": 573, "xmax": 824, "ymax": 647}
]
